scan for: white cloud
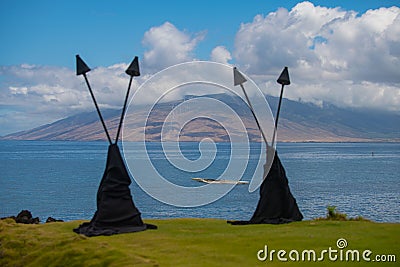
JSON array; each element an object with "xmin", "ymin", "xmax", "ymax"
[
  {"xmin": 210, "ymin": 46, "xmax": 232, "ymax": 64},
  {"xmin": 0, "ymin": 63, "xmax": 143, "ymax": 135},
  {"xmin": 9, "ymin": 86, "xmax": 28, "ymax": 95},
  {"xmin": 1, "ymin": 4, "xmax": 399, "ymax": 136},
  {"xmin": 142, "ymin": 22, "xmax": 206, "ymax": 72},
  {"xmin": 234, "ymin": 1, "xmax": 343, "ymax": 74},
  {"xmin": 234, "ymin": 1, "xmax": 400, "ymax": 111}
]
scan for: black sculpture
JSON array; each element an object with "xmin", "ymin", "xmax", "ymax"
[
  {"xmin": 73, "ymin": 55, "xmax": 156, "ymax": 236},
  {"xmin": 228, "ymin": 67, "xmax": 303, "ymax": 225}
]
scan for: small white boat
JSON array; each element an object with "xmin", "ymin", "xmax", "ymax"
[{"xmin": 192, "ymin": 178, "xmax": 249, "ymax": 185}]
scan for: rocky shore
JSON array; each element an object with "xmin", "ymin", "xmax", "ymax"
[{"xmin": 1, "ymin": 210, "xmax": 63, "ymax": 224}]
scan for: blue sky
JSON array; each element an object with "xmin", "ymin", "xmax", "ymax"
[
  {"xmin": 0, "ymin": 1, "xmax": 399, "ymax": 135},
  {"xmin": 0, "ymin": 0, "xmax": 398, "ymax": 68}
]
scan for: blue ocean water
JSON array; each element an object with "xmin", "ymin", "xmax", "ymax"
[{"xmin": 0, "ymin": 141, "xmax": 399, "ymax": 222}]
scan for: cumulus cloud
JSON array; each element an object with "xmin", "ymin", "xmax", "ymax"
[
  {"xmin": 210, "ymin": 46, "xmax": 232, "ymax": 64},
  {"xmin": 0, "ymin": 63, "xmax": 142, "ymax": 135},
  {"xmin": 1, "ymin": 4, "xmax": 400, "ymax": 135},
  {"xmin": 234, "ymin": 1, "xmax": 400, "ymax": 111},
  {"xmin": 142, "ymin": 22, "xmax": 206, "ymax": 72}
]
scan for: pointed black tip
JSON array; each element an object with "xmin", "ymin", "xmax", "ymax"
[
  {"xmin": 126, "ymin": 56, "xmax": 140, "ymax": 77},
  {"xmin": 76, "ymin": 54, "xmax": 91, "ymax": 76},
  {"xmin": 233, "ymin": 66, "xmax": 247, "ymax": 86},
  {"xmin": 277, "ymin": 66, "xmax": 290, "ymax": 85}
]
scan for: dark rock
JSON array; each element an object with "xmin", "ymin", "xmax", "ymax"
[
  {"xmin": 2, "ymin": 210, "xmax": 64, "ymax": 224},
  {"xmin": 15, "ymin": 210, "xmax": 40, "ymax": 224},
  {"xmin": 15, "ymin": 210, "xmax": 32, "ymax": 223},
  {"xmin": 46, "ymin": 217, "xmax": 64, "ymax": 223}
]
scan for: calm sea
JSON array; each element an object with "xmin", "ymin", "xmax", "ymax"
[{"xmin": 0, "ymin": 141, "xmax": 399, "ymax": 222}]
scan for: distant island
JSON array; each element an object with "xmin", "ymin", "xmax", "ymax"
[{"xmin": 1, "ymin": 94, "xmax": 399, "ymax": 142}]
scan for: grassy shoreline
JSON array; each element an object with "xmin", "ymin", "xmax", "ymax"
[{"xmin": 1, "ymin": 218, "xmax": 398, "ymax": 266}]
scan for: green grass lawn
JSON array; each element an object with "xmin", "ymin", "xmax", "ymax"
[{"xmin": 1, "ymin": 218, "xmax": 398, "ymax": 266}]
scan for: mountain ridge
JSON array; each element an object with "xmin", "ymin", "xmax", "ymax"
[{"xmin": 1, "ymin": 95, "xmax": 399, "ymax": 142}]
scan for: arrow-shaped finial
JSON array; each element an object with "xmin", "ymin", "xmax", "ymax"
[
  {"xmin": 233, "ymin": 66, "xmax": 269, "ymax": 146},
  {"xmin": 76, "ymin": 55, "xmax": 91, "ymax": 76},
  {"xmin": 126, "ymin": 56, "xmax": 140, "ymax": 77},
  {"xmin": 233, "ymin": 67, "xmax": 247, "ymax": 86},
  {"xmin": 277, "ymin": 66, "xmax": 290, "ymax": 85}
]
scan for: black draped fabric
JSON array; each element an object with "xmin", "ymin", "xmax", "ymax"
[
  {"xmin": 74, "ymin": 144, "xmax": 156, "ymax": 236},
  {"xmin": 228, "ymin": 150, "xmax": 303, "ymax": 225}
]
